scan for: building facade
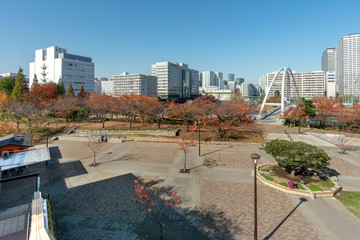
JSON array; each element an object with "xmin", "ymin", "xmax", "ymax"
[
  {"xmin": 152, "ymin": 62, "xmax": 199, "ymax": 100},
  {"xmin": 101, "ymin": 80, "xmax": 114, "ymax": 95},
  {"xmin": 112, "ymin": 72, "xmax": 157, "ymax": 96},
  {"xmin": 29, "ymin": 46, "xmax": 95, "ymax": 94},
  {"xmin": 266, "ymin": 70, "xmax": 325, "ymax": 99},
  {"xmin": 337, "ymin": 33, "xmax": 360, "ymax": 95},
  {"xmin": 322, "ymin": 47, "xmax": 337, "ymax": 72},
  {"xmin": 236, "ymin": 78, "xmax": 244, "ymax": 86},
  {"xmin": 326, "ymin": 72, "xmax": 336, "ymax": 98},
  {"xmin": 226, "ymin": 73, "xmax": 235, "ymax": 82},
  {"xmin": 258, "ymin": 75, "xmax": 266, "ymax": 91}
]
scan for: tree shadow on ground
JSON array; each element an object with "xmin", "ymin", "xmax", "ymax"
[
  {"xmin": 264, "ymin": 198, "xmax": 307, "ymax": 240},
  {"xmin": 321, "ymin": 167, "xmax": 340, "ymax": 178},
  {"xmin": 50, "ymin": 174, "xmax": 240, "ymax": 240}
]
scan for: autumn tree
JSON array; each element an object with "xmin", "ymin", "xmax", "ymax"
[
  {"xmin": 85, "ymin": 93, "xmax": 112, "ymax": 128},
  {"xmin": 0, "ymin": 91, "xmax": 9, "ymax": 110},
  {"xmin": 178, "ymin": 137, "xmax": 194, "ymax": 173},
  {"xmin": 144, "ymin": 98, "xmax": 167, "ymax": 129},
  {"xmin": 23, "ymin": 82, "xmax": 59, "ymax": 112},
  {"xmin": 335, "ymin": 103, "xmax": 360, "ymax": 132},
  {"xmin": 121, "ymin": 93, "xmax": 143, "ymax": 128},
  {"xmin": 167, "ymin": 101, "xmax": 200, "ymax": 130},
  {"xmin": 0, "ymin": 76, "xmax": 16, "ymax": 95},
  {"xmin": 313, "ymin": 97, "xmax": 340, "ymax": 129},
  {"xmin": 133, "ymin": 179, "xmax": 181, "ymax": 240},
  {"xmin": 11, "ymin": 67, "xmax": 28, "ymax": 100},
  {"xmin": 66, "ymin": 83, "xmax": 75, "ymax": 97},
  {"xmin": 77, "ymin": 84, "xmax": 88, "ymax": 99}
]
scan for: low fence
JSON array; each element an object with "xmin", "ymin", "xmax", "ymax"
[
  {"xmin": 66, "ymin": 129, "xmax": 178, "ymax": 137},
  {"xmin": 257, "ymin": 163, "xmax": 342, "ymax": 199}
]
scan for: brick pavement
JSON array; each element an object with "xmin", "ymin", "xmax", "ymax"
[
  {"xmin": 2, "ymin": 140, "xmax": 360, "ymax": 239},
  {"xmin": 199, "ymin": 180, "xmax": 323, "ymax": 240}
]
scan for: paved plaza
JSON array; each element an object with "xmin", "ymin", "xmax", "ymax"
[{"xmin": 1, "ymin": 136, "xmax": 360, "ymax": 239}]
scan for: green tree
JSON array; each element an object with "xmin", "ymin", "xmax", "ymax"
[
  {"xmin": 11, "ymin": 67, "xmax": 28, "ymax": 100},
  {"xmin": 56, "ymin": 78, "xmax": 66, "ymax": 96},
  {"xmin": 265, "ymin": 139, "xmax": 330, "ymax": 177},
  {"xmin": 66, "ymin": 83, "xmax": 75, "ymax": 97},
  {"xmin": 0, "ymin": 76, "xmax": 16, "ymax": 95},
  {"xmin": 258, "ymin": 93, "xmax": 265, "ymax": 104}
]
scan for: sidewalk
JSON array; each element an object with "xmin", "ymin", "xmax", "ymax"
[{"xmin": 290, "ymin": 195, "xmax": 360, "ymax": 239}]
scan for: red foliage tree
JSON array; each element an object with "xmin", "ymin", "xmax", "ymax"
[
  {"xmin": 335, "ymin": 103, "xmax": 360, "ymax": 132},
  {"xmin": 313, "ymin": 97, "xmax": 341, "ymax": 129},
  {"xmin": 23, "ymin": 82, "xmax": 59, "ymax": 111},
  {"xmin": 167, "ymin": 101, "xmax": 200, "ymax": 130},
  {"xmin": 133, "ymin": 179, "xmax": 181, "ymax": 240},
  {"xmin": 177, "ymin": 137, "xmax": 194, "ymax": 172},
  {"xmin": 85, "ymin": 93, "xmax": 112, "ymax": 128}
]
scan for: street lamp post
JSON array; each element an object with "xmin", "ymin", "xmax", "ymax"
[
  {"xmin": 46, "ymin": 122, "xmax": 50, "ymax": 167},
  {"xmin": 250, "ymin": 153, "xmax": 261, "ymax": 240},
  {"xmin": 198, "ymin": 120, "xmax": 201, "ymax": 156}
]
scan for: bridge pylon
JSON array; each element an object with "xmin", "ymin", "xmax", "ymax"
[{"xmin": 260, "ymin": 67, "xmax": 300, "ymax": 115}]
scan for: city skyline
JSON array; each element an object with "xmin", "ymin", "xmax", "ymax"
[{"xmin": 1, "ymin": 0, "xmax": 360, "ymax": 84}]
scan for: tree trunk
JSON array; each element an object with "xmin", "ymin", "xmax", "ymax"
[
  {"xmin": 298, "ymin": 123, "xmax": 301, "ymax": 133},
  {"xmin": 16, "ymin": 121, "xmax": 19, "ymax": 129},
  {"xmin": 130, "ymin": 115, "xmax": 132, "ymax": 129},
  {"xmin": 93, "ymin": 154, "xmax": 96, "ymax": 166},
  {"xmin": 158, "ymin": 120, "xmax": 161, "ymax": 129},
  {"xmin": 102, "ymin": 119, "xmax": 105, "ymax": 128},
  {"xmin": 291, "ymin": 170, "xmax": 295, "ymax": 177},
  {"xmin": 184, "ymin": 152, "xmax": 187, "ymax": 170}
]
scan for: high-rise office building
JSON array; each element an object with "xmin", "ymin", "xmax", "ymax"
[
  {"xmin": 29, "ymin": 46, "xmax": 95, "ymax": 94},
  {"xmin": 337, "ymin": 33, "xmax": 360, "ymax": 95},
  {"xmin": 112, "ymin": 72, "xmax": 157, "ymax": 96},
  {"xmin": 266, "ymin": 70, "xmax": 325, "ymax": 99},
  {"xmin": 236, "ymin": 78, "xmax": 244, "ymax": 86},
  {"xmin": 258, "ymin": 75, "xmax": 266, "ymax": 91},
  {"xmin": 226, "ymin": 73, "xmax": 235, "ymax": 82},
  {"xmin": 322, "ymin": 48, "xmax": 337, "ymax": 72},
  {"xmin": 151, "ymin": 62, "xmax": 199, "ymax": 100}
]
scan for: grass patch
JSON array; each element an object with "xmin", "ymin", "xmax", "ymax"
[
  {"xmin": 307, "ymin": 184, "xmax": 322, "ymax": 192},
  {"xmin": 260, "ymin": 173, "xmax": 274, "ymax": 182},
  {"xmin": 261, "ymin": 168, "xmax": 271, "ymax": 172},
  {"xmin": 295, "ymin": 183, "xmax": 305, "ymax": 190},
  {"xmin": 46, "ymin": 200, "xmax": 56, "ymax": 238},
  {"xmin": 319, "ymin": 181, "xmax": 335, "ymax": 189},
  {"xmin": 278, "ymin": 182, "xmax": 288, "ymax": 187},
  {"xmin": 336, "ymin": 191, "xmax": 360, "ymax": 219}
]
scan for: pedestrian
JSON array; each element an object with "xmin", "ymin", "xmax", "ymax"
[
  {"xmin": 288, "ymin": 180, "xmax": 295, "ymax": 189},
  {"xmin": 104, "ymin": 135, "xmax": 108, "ymax": 142},
  {"xmin": 101, "ymin": 135, "xmax": 104, "ymax": 142}
]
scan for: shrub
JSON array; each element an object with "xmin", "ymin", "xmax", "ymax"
[{"xmin": 265, "ymin": 139, "xmax": 331, "ymax": 176}]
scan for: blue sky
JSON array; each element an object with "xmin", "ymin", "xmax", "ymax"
[{"xmin": 0, "ymin": 0, "xmax": 359, "ymax": 84}]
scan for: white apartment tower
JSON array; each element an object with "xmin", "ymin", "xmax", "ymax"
[
  {"xmin": 337, "ymin": 33, "xmax": 360, "ymax": 95},
  {"xmin": 152, "ymin": 62, "xmax": 199, "ymax": 100},
  {"xmin": 266, "ymin": 70, "xmax": 325, "ymax": 99},
  {"xmin": 112, "ymin": 73, "xmax": 157, "ymax": 96},
  {"xmin": 29, "ymin": 46, "xmax": 95, "ymax": 94}
]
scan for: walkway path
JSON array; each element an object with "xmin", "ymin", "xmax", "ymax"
[{"xmin": 290, "ymin": 195, "xmax": 360, "ymax": 240}]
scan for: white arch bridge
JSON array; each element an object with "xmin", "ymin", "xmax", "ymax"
[{"xmin": 259, "ymin": 67, "xmax": 300, "ymax": 119}]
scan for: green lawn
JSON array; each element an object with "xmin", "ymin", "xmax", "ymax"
[
  {"xmin": 295, "ymin": 183, "xmax": 306, "ymax": 190},
  {"xmin": 278, "ymin": 182, "xmax": 288, "ymax": 187},
  {"xmin": 260, "ymin": 173, "xmax": 274, "ymax": 182},
  {"xmin": 336, "ymin": 191, "xmax": 360, "ymax": 219},
  {"xmin": 319, "ymin": 181, "xmax": 335, "ymax": 189},
  {"xmin": 307, "ymin": 184, "xmax": 322, "ymax": 192}
]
